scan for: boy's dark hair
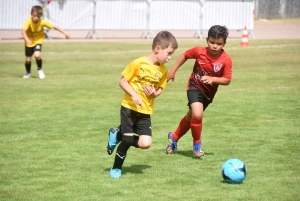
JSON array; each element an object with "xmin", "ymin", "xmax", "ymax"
[
  {"xmin": 208, "ymin": 25, "xmax": 229, "ymax": 42},
  {"xmin": 31, "ymin": 5, "xmax": 43, "ymax": 15},
  {"xmin": 152, "ymin": 31, "xmax": 178, "ymax": 50}
]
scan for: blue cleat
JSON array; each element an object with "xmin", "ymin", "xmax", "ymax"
[
  {"xmin": 107, "ymin": 128, "xmax": 120, "ymax": 155},
  {"xmin": 193, "ymin": 142, "xmax": 204, "ymax": 158},
  {"xmin": 166, "ymin": 132, "xmax": 177, "ymax": 154},
  {"xmin": 110, "ymin": 168, "xmax": 122, "ymax": 178}
]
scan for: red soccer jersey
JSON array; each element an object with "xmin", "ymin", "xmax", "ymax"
[{"xmin": 185, "ymin": 46, "xmax": 232, "ymax": 102}]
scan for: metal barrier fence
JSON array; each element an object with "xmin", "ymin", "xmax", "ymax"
[{"xmin": 0, "ymin": 0, "xmax": 254, "ymax": 39}]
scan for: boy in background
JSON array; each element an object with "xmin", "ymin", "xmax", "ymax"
[
  {"xmin": 22, "ymin": 5, "xmax": 70, "ymax": 79},
  {"xmin": 166, "ymin": 25, "xmax": 232, "ymax": 158},
  {"xmin": 107, "ymin": 31, "xmax": 178, "ymax": 178}
]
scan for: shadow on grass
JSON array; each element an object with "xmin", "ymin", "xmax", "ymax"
[
  {"xmin": 175, "ymin": 150, "xmax": 214, "ymax": 159},
  {"xmin": 104, "ymin": 164, "xmax": 151, "ymax": 175},
  {"xmin": 221, "ymin": 180, "xmax": 244, "ymax": 185}
]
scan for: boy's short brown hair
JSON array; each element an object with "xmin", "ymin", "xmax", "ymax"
[
  {"xmin": 152, "ymin": 31, "xmax": 178, "ymax": 50},
  {"xmin": 31, "ymin": 5, "xmax": 43, "ymax": 16}
]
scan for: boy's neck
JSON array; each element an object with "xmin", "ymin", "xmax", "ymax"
[{"xmin": 146, "ymin": 55, "xmax": 160, "ymax": 66}]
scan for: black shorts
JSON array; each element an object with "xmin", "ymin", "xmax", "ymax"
[
  {"xmin": 25, "ymin": 44, "xmax": 42, "ymax": 57},
  {"xmin": 187, "ymin": 90, "xmax": 210, "ymax": 111},
  {"xmin": 120, "ymin": 106, "xmax": 152, "ymax": 136}
]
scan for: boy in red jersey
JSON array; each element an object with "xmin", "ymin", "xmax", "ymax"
[
  {"xmin": 22, "ymin": 5, "xmax": 70, "ymax": 79},
  {"xmin": 166, "ymin": 25, "xmax": 232, "ymax": 157},
  {"xmin": 107, "ymin": 31, "xmax": 178, "ymax": 178}
]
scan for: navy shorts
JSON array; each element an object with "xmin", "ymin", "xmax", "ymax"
[
  {"xmin": 25, "ymin": 44, "xmax": 42, "ymax": 57},
  {"xmin": 187, "ymin": 90, "xmax": 210, "ymax": 111},
  {"xmin": 120, "ymin": 106, "xmax": 152, "ymax": 136}
]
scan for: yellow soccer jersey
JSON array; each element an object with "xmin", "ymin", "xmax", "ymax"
[
  {"xmin": 121, "ymin": 56, "xmax": 168, "ymax": 115},
  {"xmin": 23, "ymin": 18, "xmax": 54, "ymax": 47}
]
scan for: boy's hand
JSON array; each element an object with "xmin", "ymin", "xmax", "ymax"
[
  {"xmin": 26, "ymin": 39, "xmax": 32, "ymax": 45},
  {"xmin": 132, "ymin": 93, "xmax": 143, "ymax": 107},
  {"xmin": 143, "ymin": 84, "xmax": 155, "ymax": 96},
  {"xmin": 65, "ymin": 34, "xmax": 70, "ymax": 39},
  {"xmin": 201, "ymin": 76, "xmax": 213, "ymax": 85},
  {"xmin": 167, "ymin": 72, "xmax": 175, "ymax": 82}
]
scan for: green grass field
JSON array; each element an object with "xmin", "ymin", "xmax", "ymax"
[{"xmin": 0, "ymin": 39, "xmax": 300, "ymax": 201}]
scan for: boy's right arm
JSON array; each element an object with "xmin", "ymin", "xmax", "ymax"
[
  {"xmin": 119, "ymin": 77, "xmax": 143, "ymax": 106},
  {"xmin": 53, "ymin": 26, "xmax": 70, "ymax": 39},
  {"xmin": 168, "ymin": 53, "xmax": 187, "ymax": 82},
  {"xmin": 21, "ymin": 29, "xmax": 32, "ymax": 45}
]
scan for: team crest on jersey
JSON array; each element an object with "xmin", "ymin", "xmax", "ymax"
[
  {"xmin": 37, "ymin": 26, "xmax": 42, "ymax": 31},
  {"xmin": 155, "ymin": 72, "xmax": 161, "ymax": 79},
  {"xmin": 213, "ymin": 63, "xmax": 222, "ymax": 72}
]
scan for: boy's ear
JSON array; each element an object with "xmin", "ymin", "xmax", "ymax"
[
  {"xmin": 154, "ymin": 45, "xmax": 161, "ymax": 54},
  {"xmin": 154, "ymin": 45, "xmax": 161, "ymax": 50}
]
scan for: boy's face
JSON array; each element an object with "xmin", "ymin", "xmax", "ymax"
[
  {"xmin": 206, "ymin": 37, "xmax": 226, "ymax": 57},
  {"xmin": 31, "ymin": 11, "xmax": 42, "ymax": 24},
  {"xmin": 154, "ymin": 44, "xmax": 175, "ymax": 65}
]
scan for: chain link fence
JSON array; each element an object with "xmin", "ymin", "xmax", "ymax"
[{"xmin": 255, "ymin": 0, "xmax": 300, "ymax": 19}]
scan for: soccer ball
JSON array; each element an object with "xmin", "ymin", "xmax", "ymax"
[{"xmin": 221, "ymin": 158, "xmax": 247, "ymax": 184}]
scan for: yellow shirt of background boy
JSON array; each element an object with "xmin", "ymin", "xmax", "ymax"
[
  {"xmin": 23, "ymin": 18, "xmax": 54, "ymax": 47},
  {"xmin": 121, "ymin": 56, "xmax": 168, "ymax": 115}
]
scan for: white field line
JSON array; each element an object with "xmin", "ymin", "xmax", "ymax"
[
  {"xmin": 1, "ymin": 44, "xmax": 300, "ymax": 55},
  {"xmin": 227, "ymin": 43, "xmax": 300, "ymax": 49}
]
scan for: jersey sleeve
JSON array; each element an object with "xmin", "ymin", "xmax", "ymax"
[
  {"xmin": 41, "ymin": 19, "xmax": 54, "ymax": 29},
  {"xmin": 184, "ymin": 46, "xmax": 203, "ymax": 59},
  {"xmin": 121, "ymin": 59, "xmax": 138, "ymax": 81},
  {"xmin": 22, "ymin": 19, "xmax": 30, "ymax": 30},
  {"xmin": 222, "ymin": 55, "xmax": 232, "ymax": 80}
]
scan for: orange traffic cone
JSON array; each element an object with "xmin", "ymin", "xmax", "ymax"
[{"xmin": 240, "ymin": 26, "xmax": 249, "ymax": 47}]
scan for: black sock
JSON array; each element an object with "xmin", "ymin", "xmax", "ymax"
[
  {"xmin": 132, "ymin": 136, "xmax": 139, "ymax": 148},
  {"xmin": 112, "ymin": 135, "xmax": 139, "ymax": 169},
  {"xmin": 25, "ymin": 62, "xmax": 31, "ymax": 73},
  {"xmin": 112, "ymin": 141, "xmax": 130, "ymax": 170},
  {"xmin": 36, "ymin": 59, "xmax": 42, "ymax": 70}
]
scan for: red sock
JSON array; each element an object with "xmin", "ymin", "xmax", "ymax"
[
  {"xmin": 190, "ymin": 116, "xmax": 202, "ymax": 144},
  {"xmin": 173, "ymin": 116, "xmax": 190, "ymax": 141}
]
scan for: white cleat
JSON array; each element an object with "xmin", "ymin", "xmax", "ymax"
[
  {"xmin": 38, "ymin": 70, "xmax": 45, "ymax": 79},
  {"xmin": 23, "ymin": 73, "xmax": 31, "ymax": 78}
]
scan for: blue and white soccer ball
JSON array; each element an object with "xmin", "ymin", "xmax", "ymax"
[{"xmin": 221, "ymin": 158, "xmax": 247, "ymax": 184}]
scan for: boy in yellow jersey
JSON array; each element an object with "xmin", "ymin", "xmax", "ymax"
[
  {"xmin": 22, "ymin": 5, "xmax": 70, "ymax": 79},
  {"xmin": 107, "ymin": 31, "xmax": 178, "ymax": 178}
]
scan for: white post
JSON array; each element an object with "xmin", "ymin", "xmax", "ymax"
[
  {"xmin": 86, "ymin": 0, "xmax": 102, "ymax": 39},
  {"xmin": 194, "ymin": 0, "xmax": 205, "ymax": 39},
  {"xmin": 142, "ymin": 0, "xmax": 154, "ymax": 39},
  {"xmin": 254, "ymin": 0, "xmax": 259, "ymax": 19},
  {"xmin": 280, "ymin": 0, "xmax": 286, "ymax": 18}
]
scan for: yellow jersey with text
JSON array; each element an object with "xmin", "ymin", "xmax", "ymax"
[
  {"xmin": 121, "ymin": 56, "xmax": 168, "ymax": 115},
  {"xmin": 23, "ymin": 18, "xmax": 54, "ymax": 47}
]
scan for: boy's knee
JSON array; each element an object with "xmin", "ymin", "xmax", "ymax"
[{"xmin": 138, "ymin": 141, "xmax": 152, "ymax": 149}]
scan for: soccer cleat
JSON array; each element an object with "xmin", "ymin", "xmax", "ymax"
[
  {"xmin": 193, "ymin": 142, "xmax": 204, "ymax": 158},
  {"xmin": 38, "ymin": 69, "xmax": 45, "ymax": 79},
  {"xmin": 23, "ymin": 73, "xmax": 31, "ymax": 78},
  {"xmin": 166, "ymin": 132, "xmax": 177, "ymax": 155},
  {"xmin": 107, "ymin": 128, "xmax": 120, "ymax": 155},
  {"xmin": 110, "ymin": 168, "xmax": 122, "ymax": 178}
]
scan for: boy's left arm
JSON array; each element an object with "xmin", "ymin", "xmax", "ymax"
[
  {"xmin": 202, "ymin": 56, "xmax": 232, "ymax": 85},
  {"xmin": 53, "ymin": 25, "xmax": 70, "ymax": 39},
  {"xmin": 143, "ymin": 84, "xmax": 163, "ymax": 98},
  {"xmin": 201, "ymin": 76, "xmax": 230, "ymax": 85}
]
